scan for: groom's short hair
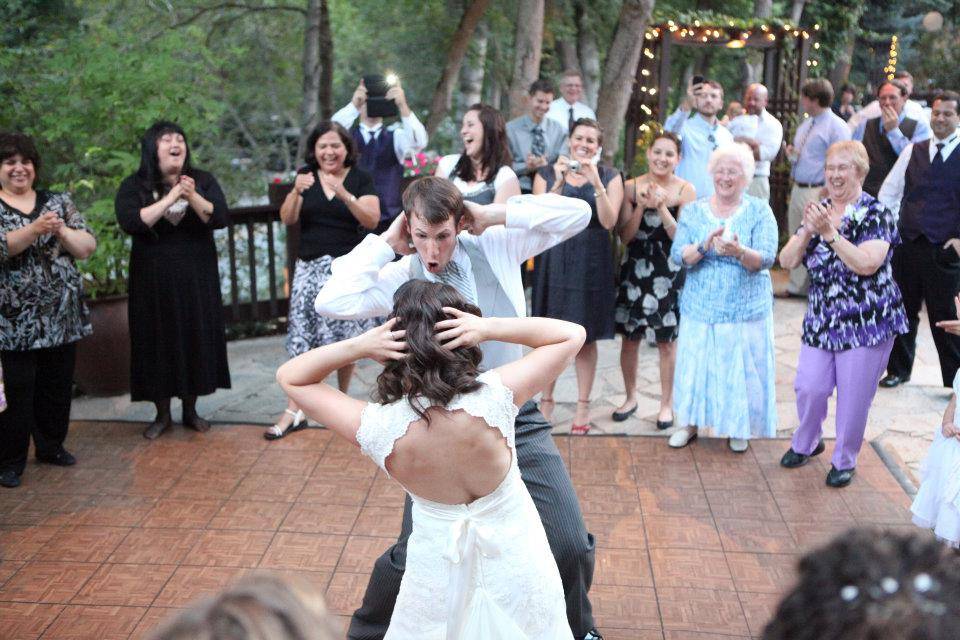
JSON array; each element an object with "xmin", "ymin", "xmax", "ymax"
[{"xmin": 402, "ymin": 176, "xmax": 467, "ymax": 227}]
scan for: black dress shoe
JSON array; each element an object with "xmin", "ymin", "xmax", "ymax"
[
  {"xmin": 780, "ymin": 440, "xmax": 825, "ymax": 468},
  {"xmin": 36, "ymin": 447, "xmax": 76, "ymax": 466},
  {"xmin": 656, "ymin": 418, "xmax": 674, "ymax": 430},
  {"xmin": 0, "ymin": 470, "xmax": 21, "ymax": 488},
  {"xmin": 826, "ymin": 465, "xmax": 856, "ymax": 488},
  {"xmin": 611, "ymin": 404, "xmax": 638, "ymax": 422},
  {"xmin": 879, "ymin": 374, "xmax": 909, "ymax": 388}
]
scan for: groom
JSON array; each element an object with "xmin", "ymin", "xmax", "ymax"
[{"xmin": 315, "ymin": 176, "xmax": 602, "ymax": 640}]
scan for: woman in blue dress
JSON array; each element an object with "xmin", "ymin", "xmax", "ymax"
[{"xmin": 668, "ymin": 143, "xmax": 779, "ymax": 452}]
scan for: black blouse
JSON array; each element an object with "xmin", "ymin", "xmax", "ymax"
[{"xmin": 297, "ymin": 167, "xmax": 377, "ymax": 260}]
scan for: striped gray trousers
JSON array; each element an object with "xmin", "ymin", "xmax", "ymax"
[{"xmin": 347, "ymin": 400, "xmax": 596, "ymax": 639}]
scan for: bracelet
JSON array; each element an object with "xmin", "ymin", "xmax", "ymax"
[
  {"xmin": 696, "ymin": 242, "xmax": 708, "ymax": 256},
  {"xmin": 594, "ymin": 187, "xmax": 607, "ymax": 198}
]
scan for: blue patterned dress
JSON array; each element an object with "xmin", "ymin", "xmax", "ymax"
[{"xmin": 669, "ymin": 195, "xmax": 779, "ymax": 439}]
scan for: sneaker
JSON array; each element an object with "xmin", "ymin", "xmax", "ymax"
[
  {"xmin": 728, "ymin": 438, "xmax": 749, "ymax": 453},
  {"xmin": 668, "ymin": 427, "xmax": 697, "ymax": 448}
]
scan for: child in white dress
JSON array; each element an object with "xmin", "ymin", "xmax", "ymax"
[{"xmin": 911, "ymin": 371, "xmax": 960, "ymax": 547}]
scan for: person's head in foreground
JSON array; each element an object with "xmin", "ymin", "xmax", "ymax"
[
  {"xmin": 376, "ymin": 279, "xmax": 483, "ymax": 421},
  {"xmin": 762, "ymin": 529, "xmax": 960, "ymax": 640},
  {"xmin": 400, "ymin": 175, "xmax": 469, "ymax": 274},
  {"xmin": 148, "ymin": 572, "xmax": 341, "ymax": 640},
  {"xmin": 707, "ymin": 143, "xmax": 755, "ymax": 200}
]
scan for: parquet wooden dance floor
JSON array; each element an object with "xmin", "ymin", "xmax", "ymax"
[{"xmin": 0, "ymin": 421, "xmax": 915, "ymax": 639}]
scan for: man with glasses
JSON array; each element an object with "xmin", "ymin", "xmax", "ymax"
[
  {"xmin": 546, "ymin": 69, "xmax": 596, "ymax": 133},
  {"xmin": 665, "ymin": 79, "xmax": 734, "ymax": 198}
]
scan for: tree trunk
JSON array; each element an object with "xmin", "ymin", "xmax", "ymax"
[
  {"xmin": 296, "ymin": 0, "xmax": 322, "ymax": 161},
  {"xmin": 555, "ymin": 39, "xmax": 580, "ymax": 74},
  {"xmin": 743, "ymin": 0, "xmax": 772, "ymax": 86},
  {"xmin": 790, "ymin": 0, "xmax": 806, "ymax": 24},
  {"xmin": 507, "ymin": 0, "xmax": 545, "ymax": 119},
  {"xmin": 575, "ymin": 1, "xmax": 600, "ymax": 109},
  {"xmin": 829, "ymin": 37, "xmax": 856, "ymax": 89},
  {"xmin": 318, "ymin": 0, "xmax": 333, "ymax": 120},
  {"xmin": 425, "ymin": 0, "xmax": 493, "ymax": 137},
  {"xmin": 460, "ymin": 23, "xmax": 488, "ymax": 109},
  {"xmin": 595, "ymin": 0, "xmax": 654, "ymax": 166}
]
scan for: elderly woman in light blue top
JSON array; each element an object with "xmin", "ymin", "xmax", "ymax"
[{"xmin": 668, "ymin": 143, "xmax": 779, "ymax": 452}]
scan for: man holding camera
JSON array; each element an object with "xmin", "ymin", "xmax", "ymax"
[
  {"xmin": 665, "ymin": 78, "xmax": 734, "ymax": 198},
  {"xmin": 332, "ymin": 77, "xmax": 428, "ymax": 233}
]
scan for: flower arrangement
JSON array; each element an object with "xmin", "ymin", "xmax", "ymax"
[
  {"xmin": 270, "ymin": 170, "xmax": 298, "ymax": 185},
  {"xmin": 403, "ymin": 151, "xmax": 439, "ymax": 178}
]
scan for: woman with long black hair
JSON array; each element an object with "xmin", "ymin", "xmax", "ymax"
[{"xmin": 115, "ymin": 121, "xmax": 231, "ymax": 439}]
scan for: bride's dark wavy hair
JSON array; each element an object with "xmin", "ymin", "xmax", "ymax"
[{"xmin": 374, "ymin": 280, "xmax": 484, "ymax": 423}]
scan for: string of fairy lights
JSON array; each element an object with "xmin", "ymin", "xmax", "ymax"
[
  {"xmin": 884, "ymin": 35, "xmax": 899, "ymax": 80},
  {"xmin": 633, "ymin": 20, "xmax": 823, "ymax": 116}
]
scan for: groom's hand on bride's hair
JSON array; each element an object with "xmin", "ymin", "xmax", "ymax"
[
  {"xmin": 358, "ymin": 317, "xmax": 407, "ymax": 363},
  {"xmin": 434, "ymin": 306, "xmax": 486, "ymax": 350}
]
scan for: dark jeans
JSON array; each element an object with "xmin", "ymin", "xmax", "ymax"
[
  {"xmin": 347, "ymin": 400, "xmax": 596, "ymax": 639},
  {"xmin": 0, "ymin": 343, "xmax": 77, "ymax": 475},
  {"xmin": 887, "ymin": 237, "xmax": 960, "ymax": 387}
]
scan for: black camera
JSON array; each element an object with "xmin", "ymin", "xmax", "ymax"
[{"xmin": 364, "ymin": 74, "xmax": 399, "ymax": 118}]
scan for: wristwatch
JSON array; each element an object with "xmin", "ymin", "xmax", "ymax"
[
  {"xmin": 826, "ymin": 232, "xmax": 840, "ymax": 245},
  {"xmin": 696, "ymin": 242, "xmax": 709, "ymax": 256}
]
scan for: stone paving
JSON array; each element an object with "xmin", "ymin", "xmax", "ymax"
[{"xmin": 71, "ymin": 270, "xmax": 951, "ymax": 482}]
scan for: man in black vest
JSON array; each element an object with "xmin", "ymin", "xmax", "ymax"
[
  {"xmin": 853, "ymin": 79, "xmax": 931, "ymax": 197},
  {"xmin": 877, "ymin": 91, "xmax": 960, "ymax": 388},
  {"xmin": 332, "ymin": 78, "xmax": 428, "ymax": 233}
]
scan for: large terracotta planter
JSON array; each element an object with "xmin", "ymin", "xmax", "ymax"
[{"xmin": 74, "ymin": 295, "xmax": 131, "ymax": 396}]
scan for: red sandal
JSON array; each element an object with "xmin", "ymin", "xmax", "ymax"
[{"xmin": 571, "ymin": 399, "xmax": 593, "ymax": 435}]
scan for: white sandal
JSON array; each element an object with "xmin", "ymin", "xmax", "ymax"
[{"xmin": 264, "ymin": 409, "xmax": 307, "ymax": 441}]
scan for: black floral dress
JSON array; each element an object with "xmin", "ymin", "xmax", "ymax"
[{"xmin": 615, "ymin": 191, "xmax": 686, "ymax": 343}]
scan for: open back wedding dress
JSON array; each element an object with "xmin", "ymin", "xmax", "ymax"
[{"xmin": 356, "ymin": 370, "xmax": 573, "ymax": 640}]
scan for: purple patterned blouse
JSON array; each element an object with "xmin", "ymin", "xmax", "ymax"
[{"xmin": 801, "ymin": 192, "xmax": 908, "ymax": 351}]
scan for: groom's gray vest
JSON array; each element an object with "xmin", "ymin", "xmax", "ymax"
[{"xmin": 409, "ymin": 239, "xmax": 521, "ymax": 369}]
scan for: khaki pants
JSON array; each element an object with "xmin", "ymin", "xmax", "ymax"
[
  {"xmin": 787, "ymin": 184, "xmax": 822, "ymax": 295},
  {"xmin": 747, "ymin": 175, "xmax": 770, "ymax": 201}
]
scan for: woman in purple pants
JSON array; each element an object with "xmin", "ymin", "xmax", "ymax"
[{"xmin": 778, "ymin": 140, "xmax": 908, "ymax": 487}]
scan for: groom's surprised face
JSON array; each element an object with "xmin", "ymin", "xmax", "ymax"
[{"xmin": 409, "ymin": 212, "xmax": 458, "ymax": 274}]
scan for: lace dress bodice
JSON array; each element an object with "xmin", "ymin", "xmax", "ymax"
[{"xmin": 354, "ymin": 370, "xmax": 572, "ymax": 640}]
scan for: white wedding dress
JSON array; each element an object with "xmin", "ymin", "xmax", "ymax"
[{"xmin": 356, "ymin": 370, "xmax": 573, "ymax": 640}]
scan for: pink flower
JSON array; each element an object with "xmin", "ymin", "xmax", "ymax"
[
  {"xmin": 273, "ymin": 177, "xmax": 281, "ymax": 183},
  {"xmin": 413, "ymin": 168, "xmax": 420, "ymax": 175}
]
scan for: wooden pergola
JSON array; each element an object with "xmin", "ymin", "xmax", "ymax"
[{"xmin": 624, "ymin": 19, "xmax": 817, "ymax": 228}]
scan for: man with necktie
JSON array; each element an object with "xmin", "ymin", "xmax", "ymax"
[
  {"xmin": 546, "ymin": 69, "xmax": 596, "ymax": 134},
  {"xmin": 782, "ymin": 78, "xmax": 851, "ymax": 297},
  {"xmin": 507, "ymin": 79, "xmax": 567, "ymax": 194},
  {"xmin": 315, "ymin": 177, "xmax": 604, "ymax": 640},
  {"xmin": 333, "ymin": 77, "xmax": 428, "ymax": 233},
  {"xmin": 877, "ymin": 91, "xmax": 960, "ymax": 389}
]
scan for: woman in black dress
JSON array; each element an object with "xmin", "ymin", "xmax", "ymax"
[
  {"xmin": 532, "ymin": 118, "xmax": 623, "ymax": 433},
  {"xmin": 115, "ymin": 122, "xmax": 231, "ymax": 439},
  {"xmin": 613, "ymin": 131, "xmax": 695, "ymax": 428},
  {"xmin": 265, "ymin": 121, "xmax": 380, "ymax": 440}
]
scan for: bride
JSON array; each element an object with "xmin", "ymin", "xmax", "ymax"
[{"xmin": 276, "ymin": 279, "xmax": 584, "ymax": 639}]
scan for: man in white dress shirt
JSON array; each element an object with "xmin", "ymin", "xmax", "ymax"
[
  {"xmin": 546, "ymin": 69, "xmax": 596, "ymax": 134},
  {"xmin": 847, "ymin": 70, "xmax": 929, "ymax": 132},
  {"xmin": 728, "ymin": 83, "xmax": 783, "ymax": 201},
  {"xmin": 315, "ymin": 177, "xmax": 603, "ymax": 640},
  {"xmin": 332, "ymin": 78, "xmax": 428, "ymax": 233}
]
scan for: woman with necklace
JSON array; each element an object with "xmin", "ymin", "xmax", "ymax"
[
  {"xmin": 614, "ymin": 131, "xmax": 695, "ymax": 428},
  {"xmin": 778, "ymin": 140, "xmax": 907, "ymax": 487},
  {"xmin": 668, "ymin": 143, "xmax": 779, "ymax": 453},
  {"xmin": 116, "ymin": 122, "xmax": 231, "ymax": 440},
  {"xmin": 267, "ymin": 121, "xmax": 381, "ymax": 440},
  {"xmin": 0, "ymin": 132, "xmax": 96, "ymax": 488}
]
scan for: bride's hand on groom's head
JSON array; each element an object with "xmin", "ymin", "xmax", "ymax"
[
  {"xmin": 358, "ymin": 317, "xmax": 407, "ymax": 363},
  {"xmin": 434, "ymin": 306, "xmax": 485, "ymax": 350}
]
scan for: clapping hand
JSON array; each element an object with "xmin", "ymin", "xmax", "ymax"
[
  {"xmin": 319, "ymin": 172, "xmax": 347, "ymax": 199},
  {"xmin": 701, "ymin": 225, "xmax": 725, "ymax": 253},
  {"xmin": 806, "ymin": 202, "xmax": 834, "ymax": 237},
  {"xmin": 294, "ymin": 172, "xmax": 315, "ymax": 195},
  {"xmin": 435, "ymin": 307, "xmax": 486, "ymax": 350},
  {"xmin": 525, "ymin": 153, "xmax": 547, "ymax": 172},
  {"xmin": 381, "ymin": 213, "xmax": 416, "ymax": 256},
  {"xmin": 357, "ymin": 317, "xmax": 407, "ymax": 363},
  {"xmin": 179, "ymin": 175, "xmax": 196, "ymax": 198},
  {"xmin": 936, "ymin": 295, "xmax": 960, "ymax": 337},
  {"xmin": 714, "ymin": 232, "xmax": 744, "ymax": 259},
  {"xmin": 32, "ymin": 211, "xmax": 63, "ymax": 237}
]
